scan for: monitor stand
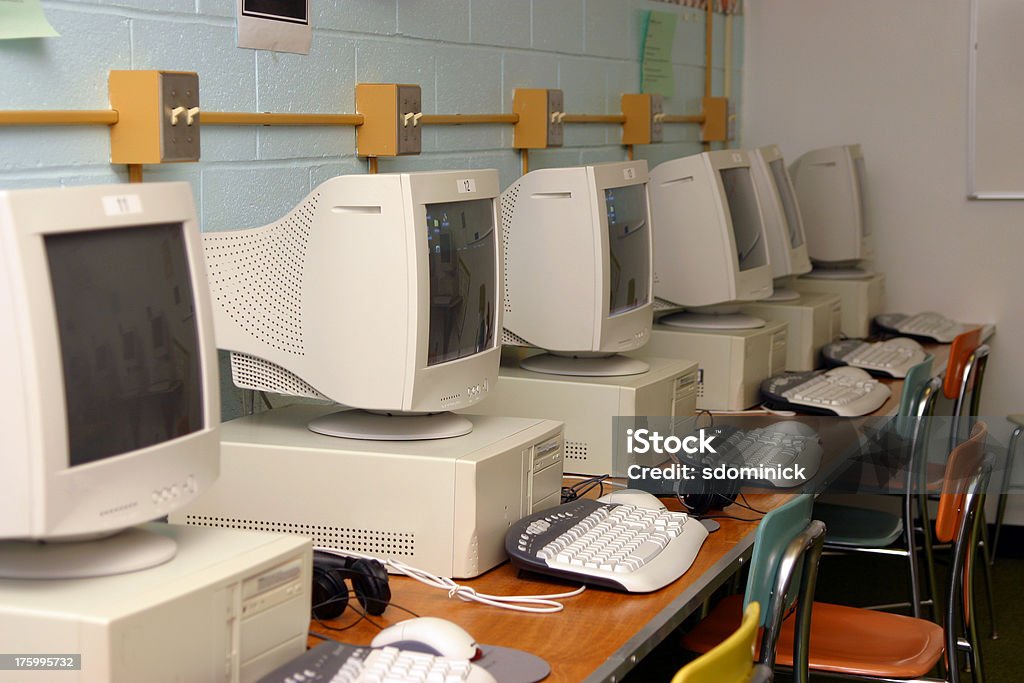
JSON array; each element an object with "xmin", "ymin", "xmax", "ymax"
[
  {"xmin": 761, "ymin": 288, "xmax": 802, "ymax": 302},
  {"xmin": 0, "ymin": 527, "xmax": 177, "ymax": 580},
  {"xmin": 519, "ymin": 352, "xmax": 650, "ymax": 377},
  {"xmin": 658, "ymin": 309, "xmax": 766, "ymax": 331},
  {"xmin": 307, "ymin": 409, "xmax": 473, "ymax": 440},
  {"xmin": 803, "ymin": 266, "xmax": 874, "ymax": 280}
]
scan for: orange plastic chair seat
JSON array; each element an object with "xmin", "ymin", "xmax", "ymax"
[{"xmin": 682, "ymin": 594, "xmax": 944, "ymax": 678}]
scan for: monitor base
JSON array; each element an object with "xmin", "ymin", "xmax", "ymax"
[
  {"xmin": 519, "ymin": 353, "xmax": 650, "ymax": 377},
  {"xmin": 762, "ymin": 287, "xmax": 802, "ymax": 302},
  {"xmin": 804, "ymin": 267, "xmax": 874, "ymax": 280},
  {"xmin": 307, "ymin": 410, "xmax": 473, "ymax": 441},
  {"xmin": 659, "ymin": 311, "xmax": 766, "ymax": 331},
  {"xmin": 0, "ymin": 527, "xmax": 177, "ymax": 580}
]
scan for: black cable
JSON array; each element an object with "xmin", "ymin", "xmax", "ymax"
[
  {"xmin": 698, "ymin": 512, "xmax": 764, "ymax": 523},
  {"xmin": 732, "ymin": 491, "xmax": 768, "ymax": 515}
]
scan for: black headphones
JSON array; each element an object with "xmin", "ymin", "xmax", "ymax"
[
  {"xmin": 677, "ymin": 479, "xmax": 740, "ymax": 516},
  {"xmin": 311, "ymin": 551, "xmax": 392, "ymax": 619}
]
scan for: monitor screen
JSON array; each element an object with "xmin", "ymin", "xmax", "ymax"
[
  {"xmin": 853, "ymin": 156, "xmax": 870, "ymax": 237},
  {"xmin": 719, "ymin": 167, "xmax": 767, "ymax": 272},
  {"xmin": 604, "ymin": 184, "xmax": 650, "ymax": 315},
  {"xmin": 768, "ymin": 158, "xmax": 803, "ymax": 249},
  {"xmin": 45, "ymin": 223, "xmax": 203, "ymax": 467},
  {"xmin": 425, "ymin": 198, "xmax": 497, "ymax": 366}
]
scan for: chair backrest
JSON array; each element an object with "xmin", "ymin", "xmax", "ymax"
[
  {"xmin": 943, "ymin": 328, "xmax": 981, "ymax": 400},
  {"xmin": 671, "ymin": 602, "xmax": 762, "ymax": 683},
  {"xmin": 743, "ymin": 495, "xmax": 825, "ymax": 676},
  {"xmin": 935, "ymin": 421, "xmax": 989, "ymax": 543},
  {"xmin": 895, "ymin": 354, "xmax": 935, "ymax": 438}
]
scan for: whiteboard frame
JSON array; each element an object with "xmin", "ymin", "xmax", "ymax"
[{"xmin": 968, "ymin": 0, "xmax": 1024, "ymax": 199}]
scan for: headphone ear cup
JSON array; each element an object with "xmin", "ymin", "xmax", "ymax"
[
  {"xmin": 348, "ymin": 558, "xmax": 391, "ymax": 617},
  {"xmin": 311, "ymin": 566, "xmax": 349, "ymax": 620}
]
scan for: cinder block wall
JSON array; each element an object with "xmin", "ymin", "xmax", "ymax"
[{"xmin": 0, "ymin": 0, "xmax": 742, "ymax": 417}]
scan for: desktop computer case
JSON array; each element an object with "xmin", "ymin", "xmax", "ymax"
[
  {"xmin": 741, "ymin": 292, "xmax": 842, "ymax": 371},
  {"xmin": 632, "ymin": 320, "xmax": 788, "ymax": 411},
  {"xmin": 790, "ymin": 273, "xmax": 886, "ymax": 338},
  {"xmin": 468, "ymin": 354, "xmax": 698, "ymax": 477},
  {"xmin": 0, "ymin": 525, "xmax": 311, "ymax": 683},
  {"xmin": 173, "ymin": 406, "xmax": 564, "ymax": 579}
]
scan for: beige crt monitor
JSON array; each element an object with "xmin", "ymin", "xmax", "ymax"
[
  {"xmin": 0, "ymin": 525, "xmax": 311, "ymax": 683},
  {"xmin": 742, "ymin": 145, "xmax": 841, "ymax": 370},
  {"xmin": 173, "ymin": 405, "xmax": 565, "ymax": 579},
  {"xmin": 467, "ymin": 350, "xmax": 698, "ymax": 476},
  {"xmin": 789, "ymin": 144, "xmax": 873, "ymax": 278},
  {"xmin": 204, "ymin": 170, "xmax": 502, "ymax": 440},
  {"xmin": 0, "ymin": 182, "xmax": 220, "ymax": 579},
  {"xmin": 500, "ymin": 160, "xmax": 653, "ymax": 377},
  {"xmin": 648, "ymin": 150, "xmax": 774, "ymax": 330},
  {"xmin": 748, "ymin": 144, "xmax": 812, "ymax": 300}
]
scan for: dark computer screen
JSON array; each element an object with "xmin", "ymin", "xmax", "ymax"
[
  {"xmin": 425, "ymin": 199, "xmax": 496, "ymax": 366},
  {"xmin": 769, "ymin": 158, "xmax": 804, "ymax": 249},
  {"xmin": 604, "ymin": 184, "xmax": 650, "ymax": 315},
  {"xmin": 720, "ymin": 167, "xmax": 768, "ymax": 272},
  {"xmin": 45, "ymin": 223, "xmax": 204, "ymax": 467}
]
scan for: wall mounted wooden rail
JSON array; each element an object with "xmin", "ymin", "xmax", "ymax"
[
  {"xmin": 201, "ymin": 112, "xmax": 364, "ymax": 126},
  {"xmin": 419, "ymin": 114, "xmax": 519, "ymax": 125},
  {"xmin": 0, "ymin": 110, "xmax": 118, "ymax": 126},
  {"xmin": 663, "ymin": 114, "xmax": 705, "ymax": 124},
  {"xmin": 561, "ymin": 114, "xmax": 626, "ymax": 124}
]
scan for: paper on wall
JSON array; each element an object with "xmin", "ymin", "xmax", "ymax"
[{"xmin": 237, "ymin": 0, "xmax": 311, "ymax": 55}]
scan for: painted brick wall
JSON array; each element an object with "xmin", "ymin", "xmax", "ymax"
[{"xmin": 0, "ymin": 0, "xmax": 742, "ymax": 418}]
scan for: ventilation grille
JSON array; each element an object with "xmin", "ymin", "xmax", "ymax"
[
  {"xmin": 502, "ymin": 328, "xmax": 531, "ymax": 347},
  {"xmin": 99, "ymin": 501, "xmax": 138, "ymax": 517},
  {"xmin": 203, "ymin": 192, "xmax": 320, "ymax": 355},
  {"xmin": 500, "ymin": 185, "xmax": 520, "ymax": 314},
  {"xmin": 184, "ymin": 515, "xmax": 416, "ymax": 557},
  {"xmin": 439, "ymin": 390, "xmax": 464, "ymax": 408},
  {"xmin": 231, "ymin": 352, "xmax": 326, "ymax": 399},
  {"xmin": 565, "ymin": 441, "xmax": 589, "ymax": 461}
]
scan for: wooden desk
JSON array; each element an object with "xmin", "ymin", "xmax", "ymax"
[
  {"xmin": 307, "ymin": 342, "xmax": 953, "ymax": 682},
  {"xmin": 310, "ymin": 492, "xmax": 793, "ymax": 683}
]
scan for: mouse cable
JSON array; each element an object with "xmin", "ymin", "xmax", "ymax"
[{"xmin": 313, "ymin": 547, "xmax": 585, "ymax": 614}]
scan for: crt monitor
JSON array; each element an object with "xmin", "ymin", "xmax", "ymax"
[
  {"xmin": 0, "ymin": 182, "xmax": 220, "ymax": 579},
  {"xmin": 204, "ymin": 169, "xmax": 502, "ymax": 441},
  {"xmin": 789, "ymin": 143, "xmax": 872, "ymax": 278},
  {"xmin": 648, "ymin": 150, "xmax": 774, "ymax": 330},
  {"xmin": 499, "ymin": 160, "xmax": 653, "ymax": 377},
  {"xmin": 749, "ymin": 144, "xmax": 812, "ymax": 301}
]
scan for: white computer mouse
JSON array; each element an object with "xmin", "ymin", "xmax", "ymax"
[
  {"xmin": 371, "ymin": 617, "xmax": 481, "ymax": 659},
  {"xmin": 596, "ymin": 488, "xmax": 667, "ymax": 510}
]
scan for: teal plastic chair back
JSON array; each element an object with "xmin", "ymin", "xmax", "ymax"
[
  {"xmin": 744, "ymin": 495, "xmax": 814, "ymax": 627},
  {"xmin": 895, "ymin": 354, "xmax": 935, "ymax": 439}
]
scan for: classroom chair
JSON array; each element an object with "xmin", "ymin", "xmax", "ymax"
[
  {"xmin": 682, "ymin": 422, "xmax": 991, "ymax": 683},
  {"xmin": 811, "ymin": 357, "xmax": 941, "ymax": 620},
  {"xmin": 991, "ymin": 413, "xmax": 1024, "ymax": 561},
  {"xmin": 682, "ymin": 495, "xmax": 826, "ymax": 683},
  {"xmin": 671, "ymin": 602, "xmax": 772, "ymax": 683}
]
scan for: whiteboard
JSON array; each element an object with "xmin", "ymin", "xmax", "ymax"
[{"xmin": 969, "ymin": 0, "xmax": 1024, "ymax": 199}]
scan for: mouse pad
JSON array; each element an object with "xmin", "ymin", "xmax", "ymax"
[{"xmin": 477, "ymin": 644, "xmax": 550, "ymax": 683}]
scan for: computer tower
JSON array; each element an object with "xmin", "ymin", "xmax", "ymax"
[
  {"xmin": 0, "ymin": 525, "xmax": 311, "ymax": 683},
  {"xmin": 630, "ymin": 320, "xmax": 788, "ymax": 411},
  {"xmin": 741, "ymin": 292, "xmax": 842, "ymax": 371},
  {"xmin": 468, "ymin": 353, "xmax": 699, "ymax": 477},
  {"xmin": 790, "ymin": 273, "xmax": 886, "ymax": 339},
  {"xmin": 173, "ymin": 406, "xmax": 564, "ymax": 579}
]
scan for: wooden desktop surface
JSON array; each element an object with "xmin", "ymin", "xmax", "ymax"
[{"xmin": 307, "ymin": 341, "xmax": 951, "ymax": 682}]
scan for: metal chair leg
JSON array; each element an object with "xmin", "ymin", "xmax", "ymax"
[
  {"xmin": 991, "ymin": 425, "xmax": 1021, "ymax": 563},
  {"xmin": 976, "ymin": 518, "xmax": 998, "ymax": 640}
]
